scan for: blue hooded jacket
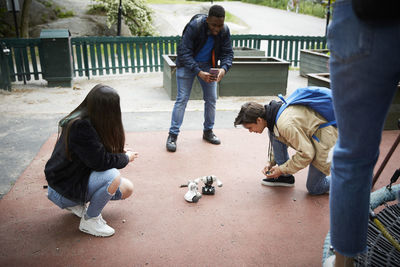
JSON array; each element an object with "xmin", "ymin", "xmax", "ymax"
[{"xmin": 175, "ymin": 14, "xmax": 234, "ymax": 75}]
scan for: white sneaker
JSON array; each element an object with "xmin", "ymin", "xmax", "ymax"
[
  {"xmin": 323, "ymin": 255, "xmax": 335, "ymax": 267},
  {"xmin": 79, "ymin": 214, "xmax": 115, "ymax": 237},
  {"xmin": 66, "ymin": 204, "xmax": 87, "ymax": 218}
]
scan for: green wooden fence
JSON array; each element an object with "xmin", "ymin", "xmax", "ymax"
[
  {"xmin": 1, "ymin": 35, "xmax": 326, "ymax": 86},
  {"xmin": 1, "ymin": 38, "xmax": 42, "ymax": 84}
]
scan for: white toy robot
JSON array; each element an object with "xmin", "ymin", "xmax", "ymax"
[{"xmin": 180, "ymin": 175, "xmax": 223, "ymax": 203}]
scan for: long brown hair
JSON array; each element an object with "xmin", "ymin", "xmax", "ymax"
[{"xmin": 59, "ymin": 84, "xmax": 125, "ymax": 159}]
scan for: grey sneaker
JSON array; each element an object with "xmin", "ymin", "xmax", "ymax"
[
  {"xmin": 79, "ymin": 214, "xmax": 115, "ymax": 237},
  {"xmin": 166, "ymin": 133, "xmax": 177, "ymax": 152},
  {"xmin": 261, "ymin": 175, "xmax": 295, "ymax": 187},
  {"xmin": 203, "ymin": 130, "xmax": 221, "ymax": 145}
]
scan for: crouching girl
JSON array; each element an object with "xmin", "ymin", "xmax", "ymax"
[{"xmin": 45, "ymin": 84, "xmax": 138, "ymax": 237}]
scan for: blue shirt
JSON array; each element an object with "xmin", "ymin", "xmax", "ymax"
[{"xmin": 194, "ymin": 35, "xmax": 214, "ymax": 63}]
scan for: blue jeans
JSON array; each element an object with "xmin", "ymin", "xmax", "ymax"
[
  {"xmin": 327, "ymin": 0, "xmax": 400, "ymax": 257},
  {"xmin": 169, "ymin": 63, "xmax": 217, "ymax": 135},
  {"xmin": 269, "ymin": 131, "xmax": 330, "ymax": 195},
  {"xmin": 48, "ymin": 168, "xmax": 122, "ymax": 218}
]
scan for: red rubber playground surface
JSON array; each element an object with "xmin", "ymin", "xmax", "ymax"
[{"xmin": 0, "ymin": 129, "xmax": 398, "ymax": 266}]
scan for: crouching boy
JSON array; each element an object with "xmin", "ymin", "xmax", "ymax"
[{"xmin": 234, "ymin": 92, "xmax": 337, "ymax": 195}]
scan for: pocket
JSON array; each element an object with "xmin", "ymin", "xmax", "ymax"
[
  {"xmin": 176, "ymin": 66, "xmax": 194, "ymax": 79},
  {"xmin": 327, "ymin": 1, "xmax": 374, "ymax": 63}
]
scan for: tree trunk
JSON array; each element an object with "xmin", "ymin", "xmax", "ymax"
[{"xmin": 20, "ymin": 0, "xmax": 32, "ymax": 38}]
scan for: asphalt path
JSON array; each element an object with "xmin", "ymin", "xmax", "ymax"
[{"xmin": 151, "ymin": 1, "xmax": 326, "ymax": 36}]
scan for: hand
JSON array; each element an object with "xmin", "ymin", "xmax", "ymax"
[
  {"xmin": 261, "ymin": 162, "xmax": 274, "ymax": 175},
  {"xmin": 198, "ymin": 71, "xmax": 217, "ymax": 83},
  {"xmin": 216, "ymin": 68, "xmax": 226, "ymax": 82},
  {"xmin": 264, "ymin": 166, "xmax": 283, "ymax": 178},
  {"xmin": 125, "ymin": 151, "xmax": 139, "ymax": 162}
]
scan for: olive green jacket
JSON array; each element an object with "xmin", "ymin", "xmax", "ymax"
[{"xmin": 270, "ymin": 105, "xmax": 338, "ymax": 176}]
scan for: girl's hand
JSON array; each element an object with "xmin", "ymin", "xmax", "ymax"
[{"xmin": 126, "ymin": 151, "xmax": 139, "ymax": 162}]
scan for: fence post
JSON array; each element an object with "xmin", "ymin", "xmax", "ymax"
[{"xmin": 0, "ymin": 42, "xmax": 12, "ymax": 91}]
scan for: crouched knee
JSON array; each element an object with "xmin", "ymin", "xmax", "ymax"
[{"xmin": 120, "ymin": 177, "xmax": 134, "ymax": 199}]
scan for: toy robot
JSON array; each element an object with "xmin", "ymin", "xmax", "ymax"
[{"xmin": 180, "ymin": 175, "xmax": 223, "ymax": 203}]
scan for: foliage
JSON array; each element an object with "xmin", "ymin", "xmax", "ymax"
[
  {"xmin": 241, "ymin": 0, "xmax": 327, "ymax": 18},
  {"xmin": 225, "ymin": 11, "xmax": 245, "ymax": 25},
  {"xmin": 94, "ymin": 0, "xmax": 155, "ymax": 36},
  {"xmin": 87, "ymin": 5, "xmax": 108, "ymax": 16},
  {"xmin": 54, "ymin": 7, "xmax": 75, "ymax": 18},
  {"xmin": 0, "ymin": 8, "xmax": 9, "ymax": 38}
]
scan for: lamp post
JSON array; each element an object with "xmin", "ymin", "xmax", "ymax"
[
  {"xmin": 6, "ymin": 0, "xmax": 26, "ymax": 84},
  {"xmin": 6, "ymin": 0, "xmax": 20, "ymax": 38},
  {"xmin": 325, "ymin": 0, "xmax": 331, "ymax": 36},
  {"xmin": 117, "ymin": 0, "xmax": 122, "ymax": 36}
]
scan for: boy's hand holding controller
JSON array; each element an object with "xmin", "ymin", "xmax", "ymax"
[
  {"xmin": 209, "ymin": 68, "xmax": 226, "ymax": 82},
  {"xmin": 262, "ymin": 162, "xmax": 282, "ymax": 178}
]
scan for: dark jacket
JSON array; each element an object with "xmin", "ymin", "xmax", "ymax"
[
  {"xmin": 175, "ymin": 15, "xmax": 234, "ymax": 75},
  {"xmin": 44, "ymin": 119, "xmax": 129, "ymax": 203}
]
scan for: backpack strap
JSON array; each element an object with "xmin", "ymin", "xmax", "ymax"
[
  {"xmin": 275, "ymin": 94, "xmax": 287, "ymax": 123},
  {"xmin": 276, "ymin": 93, "xmax": 336, "ymax": 143}
]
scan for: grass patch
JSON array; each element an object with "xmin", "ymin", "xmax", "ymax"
[
  {"xmin": 87, "ymin": 4, "xmax": 107, "ymax": 16},
  {"xmin": 242, "ymin": 0, "xmax": 328, "ymax": 18},
  {"xmin": 146, "ymin": 0, "xmax": 199, "ymax": 4},
  {"xmin": 225, "ymin": 11, "xmax": 245, "ymax": 25},
  {"xmin": 57, "ymin": 10, "xmax": 74, "ymax": 18}
]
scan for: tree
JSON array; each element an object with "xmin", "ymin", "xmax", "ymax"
[
  {"xmin": 94, "ymin": 0, "xmax": 155, "ymax": 36},
  {"xmin": 20, "ymin": 0, "xmax": 32, "ymax": 38}
]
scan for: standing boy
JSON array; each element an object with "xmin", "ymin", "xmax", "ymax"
[{"xmin": 166, "ymin": 5, "xmax": 234, "ymax": 152}]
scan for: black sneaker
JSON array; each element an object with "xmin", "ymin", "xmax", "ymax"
[
  {"xmin": 261, "ymin": 175, "xmax": 295, "ymax": 187},
  {"xmin": 203, "ymin": 130, "xmax": 221, "ymax": 145},
  {"xmin": 166, "ymin": 133, "xmax": 177, "ymax": 152}
]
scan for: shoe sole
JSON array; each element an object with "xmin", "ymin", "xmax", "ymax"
[
  {"xmin": 261, "ymin": 181, "xmax": 295, "ymax": 187},
  {"xmin": 79, "ymin": 226, "xmax": 115, "ymax": 237},
  {"xmin": 166, "ymin": 146, "xmax": 176, "ymax": 152},
  {"xmin": 202, "ymin": 138, "xmax": 221, "ymax": 145}
]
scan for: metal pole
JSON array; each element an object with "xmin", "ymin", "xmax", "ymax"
[
  {"xmin": 117, "ymin": 0, "xmax": 122, "ymax": 36},
  {"xmin": 11, "ymin": 0, "xmax": 19, "ymax": 38},
  {"xmin": 325, "ymin": 0, "xmax": 331, "ymax": 36},
  {"xmin": 372, "ymin": 119, "xmax": 400, "ymax": 188},
  {"xmin": 11, "ymin": 0, "xmax": 26, "ymax": 84}
]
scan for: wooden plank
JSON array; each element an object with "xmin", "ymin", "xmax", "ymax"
[
  {"xmin": 7, "ymin": 49, "xmax": 16, "ymax": 82},
  {"xmin": 142, "ymin": 42, "xmax": 148, "ymax": 72},
  {"xmin": 30, "ymin": 45, "xmax": 39, "ymax": 80},
  {"xmin": 130, "ymin": 43, "xmax": 135, "ymax": 73},
  {"xmin": 148, "ymin": 42, "xmax": 153, "ymax": 72},
  {"xmin": 75, "ymin": 43, "xmax": 83, "ymax": 77},
  {"xmin": 153, "ymin": 41, "xmax": 159, "ymax": 72},
  {"xmin": 96, "ymin": 43, "xmax": 103, "ymax": 76},
  {"xmin": 117, "ymin": 42, "xmax": 123, "ymax": 74},
  {"xmin": 123, "ymin": 42, "xmax": 129, "ymax": 73},
  {"xmin": 104, "ymin": 43, "xmax": 110, "ymax": 75},
  {"xmin": 110, "ymin": 42, "xmax": 116, "ymax": 74},
  {"xmin": 136, "ymin": 42, "xmax": 141, "ymax": 72},
  {"xmin": 89, "ymin": 43, "xmax": 97, "ymax": 76},
  {"xmin": 82, "ymin": 42, "xmax": 90, "ymax": 78}
]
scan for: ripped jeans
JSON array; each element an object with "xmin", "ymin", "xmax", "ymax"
[{"xmin": 48, "ymin": 168, "xmax": 122, "ymax": 218}]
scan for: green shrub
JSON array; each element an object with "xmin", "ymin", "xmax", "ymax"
[
  {"xmin": 87, "ymin": 4, "xmax": 108, "ymax": 15},
  {"xmin": 58, "ymin": 10, "xmax": 74, "ymax": 18}
]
